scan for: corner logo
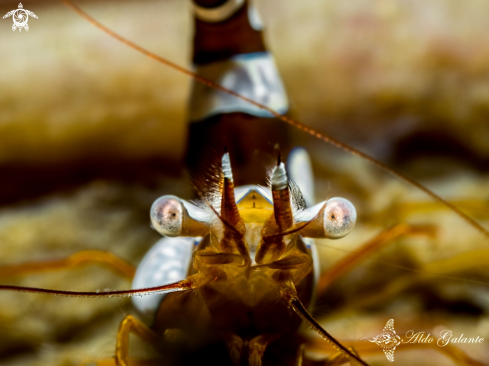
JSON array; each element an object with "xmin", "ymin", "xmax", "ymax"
[
  {"xmin": 362, "ymin": 319, "xmax": 485, "ymax": 362},
  {"xmin": 3, "ymin": 3, "xmax": 38, "ymax": 32},
  {"xmin": 362, "ymin": 319, "xmax": 401, "ymax": 362}
]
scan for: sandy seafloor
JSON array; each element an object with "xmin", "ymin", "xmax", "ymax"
[{"xmin": 0, "ymin": 0, "xmax": 488, "ymax": 365}]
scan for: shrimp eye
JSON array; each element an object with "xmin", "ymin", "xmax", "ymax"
[
  {"xmin": 323, "ymin": 197, "xmax": 356, "ymax": 238},
  {"xmin": 150, "ymin": 195, "xmax": 211, "ymax": 237},
  {"xmin": 150, "ymin": 196, "xmax": 184, "ymax": 237},
  {"xmin": 294, "ymin": 197, "xmax": 356, "ymax": 239}
]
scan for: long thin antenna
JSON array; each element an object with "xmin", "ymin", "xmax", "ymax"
[
  {"xmin": 59, "ymin": 0, "xmax": 489, "ymax": 238},
  {"xmin": 0, "ymin": 282, "xmax": 189, "ymax": 298},
  {"xmin": 281, "ymin": 285, "xmax": 370, "ymax": 366}
]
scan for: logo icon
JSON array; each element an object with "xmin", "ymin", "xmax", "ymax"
[
  {"xmin": 3, "ymin": 3, "xmax": 38, "ymax": 32},
  {"xmin": 362, "ymin": 319, "xmax": 402, "ymax": 362}
]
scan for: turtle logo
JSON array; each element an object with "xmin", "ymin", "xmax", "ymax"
[{"xmin": 3, "ymin": 3, "xmax": 38, "ymax": 32}]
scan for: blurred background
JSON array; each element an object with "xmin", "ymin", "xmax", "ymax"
[{"xmin": 0, "ymin": 0, "xmax": 488, "ymax": 365}]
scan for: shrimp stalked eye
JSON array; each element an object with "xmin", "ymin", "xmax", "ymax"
[
  {"xmin": 150, "ymin": 195, "xmax": 210, "ymax": 237},
  {"xmin": 295, "ymin": 197, "xmax": 356, "ymax": 239},
  {"xmin": 322, "ymin": 198, "xmax": 357, "ymax": 238},
  {"xmin": 150, "ymin": 196, "xmax": 183, "ymax": 236}
]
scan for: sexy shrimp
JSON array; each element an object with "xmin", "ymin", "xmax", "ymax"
[{"xmin": 0, "ymin": 0, "xmax": 488, "ymax": 365}]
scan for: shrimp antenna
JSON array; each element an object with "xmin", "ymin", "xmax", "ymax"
[
  {"xmin": 59, "ymin": 0, "xmax": 488, "ymax": 238},
  {"xmin": 0, "ymin": 281, "xmax": 191, "ymax": 298},
  {"xmin": 281, "ymin": 284, "xmax": 369, "ymax": 366}
]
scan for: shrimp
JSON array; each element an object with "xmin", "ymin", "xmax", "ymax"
[{"xmin": 0, "ymin": 0, "xmax": 488, "ymax": 365}]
